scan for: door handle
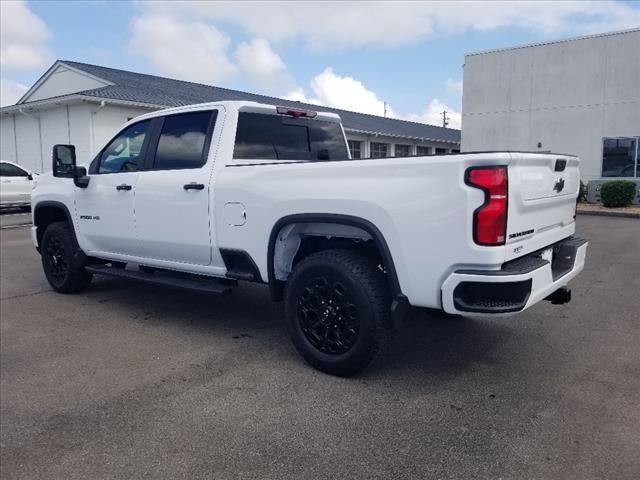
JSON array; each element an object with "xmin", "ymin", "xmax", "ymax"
[
  {"xmin": 183, "ymin": 183, "xmax": 205, "ymax": 190},
  {"xmin": 116, "ymin": 184, "xmax": 132, "ymax": 191}
]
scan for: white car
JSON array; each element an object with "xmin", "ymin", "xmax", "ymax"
[
  {"xmin": 30, "ymin": 101, "xmax": 587, "ymax": 375},
  {"xmin": 0, "ymin": 161, "xmax": 37, "ymax": 209}
]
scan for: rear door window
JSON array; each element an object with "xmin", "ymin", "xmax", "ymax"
[
  {"xmin": 233, "ymin": 112, "xmax": 349, "ymax": 161},
  {"xmin": 152, "ymin": 111, "xmax": 216, "ymax": 170}
]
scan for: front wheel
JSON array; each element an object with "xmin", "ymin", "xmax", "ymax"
[
  {"xmin": 284, "ymin": 249, "xmax": 392, "ymax": 376},
  {"xmin": 41, "ymin": 222, "xmax": 92, "ymax": 293}
]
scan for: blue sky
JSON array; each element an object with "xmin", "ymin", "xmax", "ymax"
[{"xmin": 2, "ymin": 1, "xmax": 639, "ymax": 127}]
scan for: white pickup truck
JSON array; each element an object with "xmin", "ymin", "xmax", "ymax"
[{"xmin": 32, "ymin": 101, "xmax": 587, "ymax": 375}]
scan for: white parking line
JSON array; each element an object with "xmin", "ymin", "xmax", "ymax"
[{"xmin": 0, "ymin": 223, "xmax": 32, "ymax": 230}]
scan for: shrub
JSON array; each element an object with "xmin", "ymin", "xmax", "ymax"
[{"xmin": 600, "ymin": 180, "xmax": 637, "ymax": 208}]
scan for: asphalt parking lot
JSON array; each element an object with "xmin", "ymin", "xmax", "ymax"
[
  {"xmin": 1, "ymin": 215, "xmax": 639, "ymax": 479},
  {"xmin": 0, "ymin": 210, "xmax": 31, "ymax": 229}
]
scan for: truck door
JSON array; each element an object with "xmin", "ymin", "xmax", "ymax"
[
  {"xmin": 133, "ymin": 109, "xmax": 223, "ymax": 267},
  {"xmin": 75, "ymin": 120, "xmax": 153, "ymax": 256}
]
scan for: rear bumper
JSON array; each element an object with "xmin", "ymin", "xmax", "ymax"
[{"xmin": 441, "ymin": 236, "xmax": 588, "ymax": 315}]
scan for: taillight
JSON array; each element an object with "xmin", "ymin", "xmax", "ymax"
[{"xmin": 465, "ymin": 166, "xmax": 508, "ymax": 246}]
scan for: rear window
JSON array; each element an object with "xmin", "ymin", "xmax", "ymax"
[{"xmin": 233, "ymin": 112, "xmax": 349, "ymax": 161}]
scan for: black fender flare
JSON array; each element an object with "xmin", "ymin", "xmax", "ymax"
[
  {"xmin": 32, "ymin": 201, "xmax": 76, "ymax": 250},
  {"xmin": 33, "ymin": 200, "xmax": 73, "ymax": 224},
  {"xmin": 267, "ymin": 213, "xmax": 410, "ymax": 328},
  {"xmin": 267, "ymin": 213, "xmax": 404, "ymax": 299}
]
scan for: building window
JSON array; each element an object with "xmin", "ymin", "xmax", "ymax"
[
  {"xmin": 602, "ymin": 137, "xmax": 639, "ymax": 177},
  {"xmin": 371, "ymin": 142, "xmax": 388, "ymax": 158},
  {"xmin": 394, "ymin": 144, "xmax": 411, "ymax": 157},
  {"xmin": 348, "ymin": 140, "xmax": 362, "ymax": 159},
  {"xmin": 435, "ymin": 147, "xmax": 447, "ymax": 154},
  {"xmin": 416, "ymin": 146, "xmax": 431, "ymax": 156}
]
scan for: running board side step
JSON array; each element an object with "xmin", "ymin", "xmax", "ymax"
[{"xmin": 85, "ymin": 264, "xmax": 232, "ymax": 295}]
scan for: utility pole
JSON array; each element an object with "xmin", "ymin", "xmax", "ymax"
[
  {"xmin": 441, "ymin": 110, "xmax": 449, "ymax": 128},
  {"xmin": 383, "ymin": 102, "xmax": 387, "ymax": 118}
]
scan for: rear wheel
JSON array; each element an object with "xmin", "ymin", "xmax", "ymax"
[
  {"xmin": 285, "ymin": 249, "xmax": 392, "ymax": 376},
  {"xmin": 41, "ymin": 222, "xmax": 92, "ymax": 293}
]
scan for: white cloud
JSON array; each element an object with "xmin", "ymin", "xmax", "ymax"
[
  {"xmin": 287, "ymin": 68, "xmax": 394, "ymax": 117},
  {"xmin": 137, "ymin": 1, "xmax": 640, "ymax": 50},
  {"xmin": 286, "ymin": 69, "xmax": 460, "ymax": 130},
  {"xmin": 406, "ymin": 99, "xmax": 461, "ymax": 129},
  {"xmin": 0, "ymin": 0, "xmax": 52, "ymax": 71},
  {"xmin": 284, "ymin": 87, "xmax": 323, "ymax": 106},
  {"xmin": 234, "ymin": 38, "xmax": 293, "ymax": 90},
  {"xmin": 0, "ymin": 78, "xmax": 29, "ymax": 107},
  {"xmin": 129, "ymin": 15, "xmax": 238, "ymax": 85},
  {"xmin": 128, "ymin": 1, "xmax": 639, "ymax": 106},
  {"xmin": 445, "ymin": 78, "xmax": 463, "ymax": 98},
  {"xmin": 129, "ymin": 17, "xmax": 295, "ymax": 92}
]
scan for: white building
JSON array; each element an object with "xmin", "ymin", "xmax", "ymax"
[
  {"xmin": 0, "ymin": 60, "xmax": 460, "ymax": 174},
  {"xmin": 461, "ymin": 29, "xmax": 639, "ymax": 199}
]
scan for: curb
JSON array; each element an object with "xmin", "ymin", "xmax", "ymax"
[{"xmin": 577, "ymin": 209, "xmax": 640, "ymax": 219}]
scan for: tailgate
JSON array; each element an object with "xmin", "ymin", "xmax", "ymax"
[{"xmin": 505, "ymin": 153, "xmax": 579, "ymax": 261}]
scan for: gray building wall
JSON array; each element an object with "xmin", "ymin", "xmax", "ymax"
[{"xmin": 461, "ymin": 29, "xmax": 640, "ymax": 182}]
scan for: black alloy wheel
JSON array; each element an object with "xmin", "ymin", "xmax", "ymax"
[
  {"xmin": 41, "ymin": 222, "xmax": 93, "ymax": 293},
  {"xmin": 44, "ymin": 234, "xmax": 69, "ymax": 285},
  {"xmin": 285, "ymin": 249, "xmax": 392, "ymax": 376},
  {"xmin": 296, "ymin": 275, "xmax": 360, "ymax": 355}
]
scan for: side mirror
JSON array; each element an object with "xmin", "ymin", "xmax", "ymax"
[
  {"xmin": 52, "ymin": 144, "xmax": 90, "ymax": 188},
  {"xmin": 52, "ymin": 144, "xmax": 76, "ymax": 178},
  {"xmin": 27, "ymin": 173, "xmax": 34, "ymax": 181}
]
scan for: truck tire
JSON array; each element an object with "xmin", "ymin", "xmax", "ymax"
[
  {"xmin": 284, "ymin": 249, "xmax": 392, "ymax": 376},
  {"xmin": 41, "ymin": 221, "xmax": 93, "ymax": 294}
]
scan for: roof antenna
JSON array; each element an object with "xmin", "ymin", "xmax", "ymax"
[{"xmin": 441, "ymin": 110, "xmax": 449, "ymax": 128}]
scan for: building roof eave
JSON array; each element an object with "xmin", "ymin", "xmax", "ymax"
[
  {"xmin": 0, "ymin": 94, "xmax": 84, "ymax": 114},
  {"xmin": 344, "ymin": 128, "xmax": 460, "ymax": 145},
  {"xmin": 0, "ymin": 95, "xmax": 163, "ymax": 114},
  {"xmin": 77, "ymin": 95, "xmax": 166, "ymax": 109}
]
